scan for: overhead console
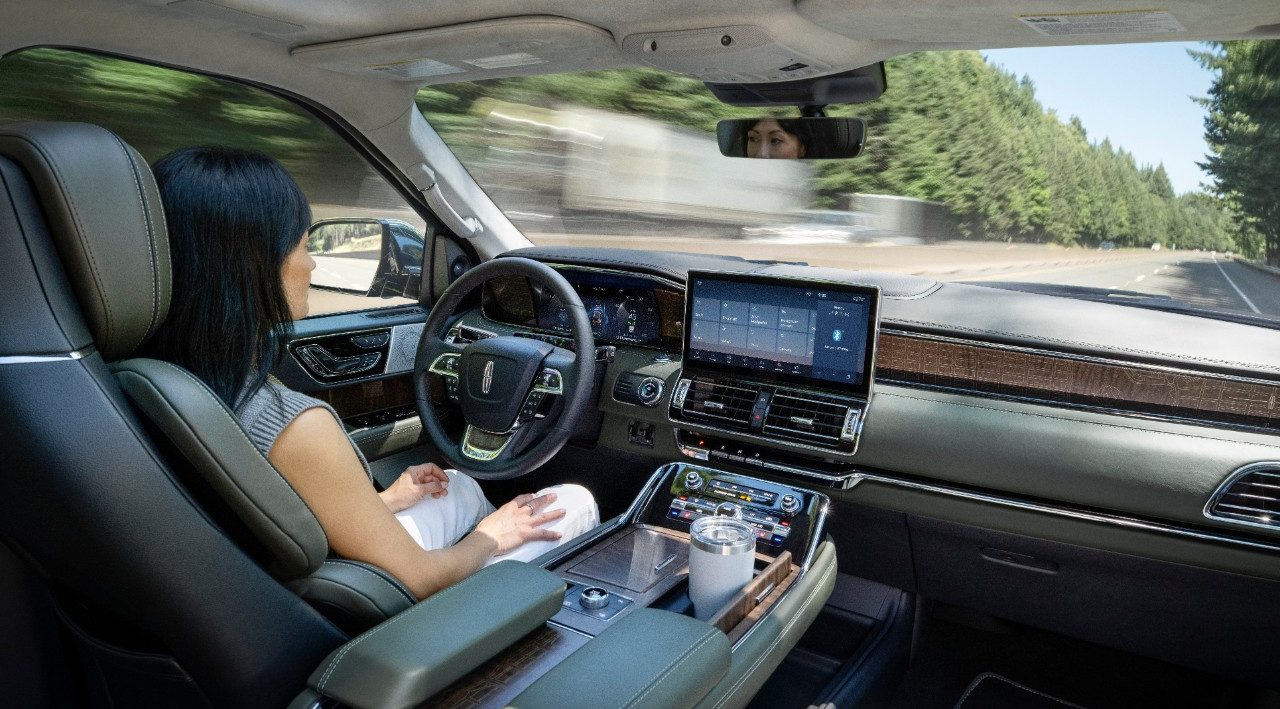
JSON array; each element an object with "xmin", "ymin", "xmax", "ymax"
[{"xmin": 671, "ymin": 271, "xmax": 881, "ymax": 471}]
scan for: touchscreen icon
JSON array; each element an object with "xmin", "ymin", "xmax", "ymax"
[{"xmin": 832, "ymin": 329, "xmax": 843, "ymax": 342}]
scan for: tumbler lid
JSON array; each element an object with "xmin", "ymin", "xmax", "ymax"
[{"xmin": 690, "ymin": 516, "xmax": 755, "ymax": 555}]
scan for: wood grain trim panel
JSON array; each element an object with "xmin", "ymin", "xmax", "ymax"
[
  {"xmin": 877, "ymin": 332, "xmax": 1280, "ymax": 430},
  {"xmin": 314, "ymin": 374, "xmax": 414, "ymax": 419}
]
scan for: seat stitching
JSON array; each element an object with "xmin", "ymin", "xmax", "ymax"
[
  {"xmin": 324, "ymin": 559, "xmax": 415, "ymax": 605},
  {"xmin": 624, "ymin": 627, "xmax": 723, "ymax": 708},
  {"xmin": 1, "ymin": 132, "xmax": 114, "ymax": 349},
  {"xmin": 316, "ymin": 573, "xmax": 477, "ymax": 691},
  {"xmin": 140, "ymin": 360, "xmax": 330, "ymax": 552},
  {"xmin": 709, "ymin": 553, "xmax": 830, "ymax": 709},
  {"xmin": 110, "ymin": 134, "xmax": 160, "ymax": 351}
]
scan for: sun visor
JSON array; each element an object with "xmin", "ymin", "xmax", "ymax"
[{"xmin": 291, "ymin": 16, "xmax": 622, "ymax": 83}]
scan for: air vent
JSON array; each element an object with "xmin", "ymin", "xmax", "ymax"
[
  {"xmin": 1207, "ymin": 463, "xmax": 1280, "ymax": 529},
  {"xmin": 680, "ymin": 378, "xmax": 760, "ymax": 429},
  {"xmin": 365, "ymin": 306, "xmax": 425, "ymax": 320},
  {"xmin": 764, "ymin": 390, "xmax": 849, "ymax": 446}
]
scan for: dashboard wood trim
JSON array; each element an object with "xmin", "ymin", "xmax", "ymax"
[{"xmin": 877, "ymin": 330, "xmax": 1280, "ymax": 431}]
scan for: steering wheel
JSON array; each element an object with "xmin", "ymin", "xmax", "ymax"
[{"xmin": 413, "ymin": 257, "xmax": 596, "ymax": 479}]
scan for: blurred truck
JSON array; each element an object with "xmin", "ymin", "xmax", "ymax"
[{"xmin": 471, "ymin": 100, "xmax": 813, "ymax": 235}]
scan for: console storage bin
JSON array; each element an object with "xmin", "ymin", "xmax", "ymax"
[
  {"xmin": 302, "ymin": 561, "xmax": 566, "ymax": 709},
  {"xmin": 511, "ymin": 608, "xmax": 731, "ymax": 709}
]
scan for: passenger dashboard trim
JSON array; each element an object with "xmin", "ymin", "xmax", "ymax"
[
  {"xmin": 851, "ymin": 470, "xmax": 1280, "ymax": 555},
  {"xmin": 877, "ymin": 328, "xmax": 1280, "ymax": 433}
]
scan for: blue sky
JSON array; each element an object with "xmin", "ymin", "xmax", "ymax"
[{"xmin": 982, "ymin": 42, "xmax": 1216, "ymax": 195}]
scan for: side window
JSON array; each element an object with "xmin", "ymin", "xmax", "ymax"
[{"xmin": 0, "ymin": 47, "xmax": 426, "ymax": 316}]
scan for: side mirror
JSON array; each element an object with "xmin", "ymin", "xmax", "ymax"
[
  {"xmin": 716, "ymin": 117, "xmax": 866, "ymax": 159},
  {"xmin": 307, "ymin": 218, "xmax": 424, "ymax": 300}
]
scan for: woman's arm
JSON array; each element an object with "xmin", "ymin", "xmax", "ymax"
[{"xmin": 267, "ymin": 408, "xmax": 562, "ymax": 600}]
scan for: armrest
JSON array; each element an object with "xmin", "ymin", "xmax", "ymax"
[
  {"xmin": 512, "ymin": 609, "xmax": 731, "ymax": 709},
  {"xmin": 287, "ymin": 559, "xmax": 416, "ymax": 635},
  {"xmin": 306, "ymin": 560, "xmax": 566, "ymax": 709}
]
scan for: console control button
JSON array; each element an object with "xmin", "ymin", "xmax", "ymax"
[
  {"xmin": 579, "ymin": 587, "xmax": 610, "ymax": 610},
  {"xmin": 715, "ymin": 501, "xmax": 741, "ymax": 518},
  {"xmin": 780, "ymin": 494, "xmax": 801, "ymax": 515},
  {"xmin": 684, "ymin": 470, "xmax": 704, "ymax": 492},
  {"xmin": 635, "ymin": 376, "xmax": 664, "ymax": 406}
]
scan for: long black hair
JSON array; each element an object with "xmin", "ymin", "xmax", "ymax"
[{"xmin": 144, "ymin": 147, "xmax": 311, "ymax": 409}]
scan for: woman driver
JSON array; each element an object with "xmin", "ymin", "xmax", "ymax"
[
  {"xmin": 745, "ymin": 118, "xmax": 812, "ymax": 159},
  {"xmin": 143, "ymin": 147, "xmax": 598, "ymax": 600}
]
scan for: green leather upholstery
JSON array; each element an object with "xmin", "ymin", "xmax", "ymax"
[
  {"xmin": 695, "ymin": 540, "xmax": 838, "ymax": 709},
  {"xmin": 111, "ymin": 357, "xmax": 330, "ymax": 579},
  {"xmin": 0, "ymin": 122, "xmax": 170, "ymax": 361},
  {"xmin": 511, "ymin": 608, "xmax": 731, "ymax": 709},
  {"xmin": 287, "ymin": 559, "xmax": 415, "ymax": 636},
  {"xmin": 307, "ymin": 561, "xmax": 566, "ymax": 709}
]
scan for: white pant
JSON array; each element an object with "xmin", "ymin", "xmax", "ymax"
[{"xmin": 394, "ymin": 469, "xmax": 599, "ymax": 565}]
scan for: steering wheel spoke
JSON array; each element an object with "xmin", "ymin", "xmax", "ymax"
[{"xmin": 460, "ymin": 425, "xmax": 515, "ymax": 462}]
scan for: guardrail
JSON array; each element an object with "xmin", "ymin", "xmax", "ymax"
[{"xmin": 1234, "ymin": 257, "xmax": 1280, "ymax": 278}]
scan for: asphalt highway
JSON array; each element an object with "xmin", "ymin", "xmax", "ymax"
[
  {"xmin": 305, "ymin": 235, "xmax": 1280, "ymax": 324},
  {"xmin": 953, "ymin": 251, "xmax": 1280, "ymax": 319}
]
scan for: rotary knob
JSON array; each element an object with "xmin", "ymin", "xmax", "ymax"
[
  {"xmin": 579, "ymin": 586, "xmax": 610, "ymax": 610},
  {"xmin": 684, "ymin": 470, "xmax": 704, "ymax": 492},
  {"xmin": 636, "ymin": 377, "xmax": 664, "ymax": 406},
  {"xmin": 780, "ymin": 494, "xmax": 801, "ymax": 515},
  {"xmin": 715, "ymin": 501, "xmax": 741, "ymax": 518}
]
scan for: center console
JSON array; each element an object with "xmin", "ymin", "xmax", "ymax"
[{"xmin": 549, "ymin": 462, "xmax": 829, "ymax": 639}]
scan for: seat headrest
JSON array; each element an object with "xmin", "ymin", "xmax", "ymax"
[{"xmin": 0, "ymin": 122, "xmax": 170, "ymax": 360}]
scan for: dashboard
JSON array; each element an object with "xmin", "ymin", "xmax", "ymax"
[{"xmin": 482, "ymin": 268, "xmax": 684, "ymax": 349}]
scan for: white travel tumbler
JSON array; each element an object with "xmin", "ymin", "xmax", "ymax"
[{"xmin": 688, "ymin": 516, "xmax": 756, "ymax": 620}]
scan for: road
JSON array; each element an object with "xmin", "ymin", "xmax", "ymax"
[
  {"xmin": 303, "ymin": 234, "xmax": 1280, "ymax": 323},
  {"xmin": 530, "ymin": 233, "xmax": 1280, "ymax": 321},
  {"xmin": 952, "ymin": 251, "xmax": 1280, "ymax": 318}
]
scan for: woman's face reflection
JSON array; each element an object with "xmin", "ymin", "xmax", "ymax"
[{"xmin": 745, "ymin": 119, "xmax": 806, "ymax": 159}]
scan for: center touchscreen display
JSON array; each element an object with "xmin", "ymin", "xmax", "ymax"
[{"xmin": 684, "ymin": 272, "xmax": 880, "ymax": 396}]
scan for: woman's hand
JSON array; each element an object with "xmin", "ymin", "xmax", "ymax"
[
  {"xmin": 379, "ymin": 462, "xmax": 450, "ymax": 514},
  {"xmin": 472, "ymin": 492, "xmax": 566, "ymax": 557}
]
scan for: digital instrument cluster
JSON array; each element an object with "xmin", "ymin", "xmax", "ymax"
[{"xmin": 482, "ymin": 268, "xmax": 683, "ymax": 349}]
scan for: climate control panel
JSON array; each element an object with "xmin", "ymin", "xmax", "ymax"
[{"xmin": 648, "ymin": 464, "xmax": 826, "ymax": 556}]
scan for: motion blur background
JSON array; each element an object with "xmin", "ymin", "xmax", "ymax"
[{"xmin": 2, "ymin": 43, "xmax": 1277, "ymax": 319}]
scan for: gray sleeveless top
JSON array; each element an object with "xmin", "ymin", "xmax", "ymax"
[{"xmin": 234, "ymin": 377, "xmax": 371, "ymax": 477}]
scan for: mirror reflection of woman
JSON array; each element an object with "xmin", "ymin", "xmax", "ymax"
[
  {"xmin": 143, "ymin": 147, "xmax": 598, "ymax": 601},
  {"xmin": 746, "ymin": 118, "xmax": 809, "ymax": 159}
]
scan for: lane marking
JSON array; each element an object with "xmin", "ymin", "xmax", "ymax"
[
  {"xmin": 1134, "ymin": 274, "xmax": 1145, "ymax": 282},
  {"xmin": 1212, "ymin": 254, "xmax": 1261, "ymax": 314}
]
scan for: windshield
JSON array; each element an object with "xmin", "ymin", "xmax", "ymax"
[{"xmin": 418, "ymin": 42, "xmax": 1280, "ymax": 325}]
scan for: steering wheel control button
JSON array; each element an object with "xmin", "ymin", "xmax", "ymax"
[
  {"xmin": 518, "ymin": 391, "xmax": 546, "ymax": 422},
  {"xmin": 635, "ymin": 376, "xmax": 664, "ymax": 406},
  {"xmin": 684, "ymin": 470, "xmax": 705, "ymax": 492},
  {"xmin": 579, "ymin": 587, "xmax": 610, "ymax": 610},
  {"xmin": 780, "ymin": 494, "xmax": 802, "ymax": 515},
  {"xmin": 536, "ymin": 368, "xmax": 563, "ymax": 393}
]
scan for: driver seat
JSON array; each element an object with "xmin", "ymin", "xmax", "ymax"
[
  {"xmin": 110, "ymin": 358, "xmax": 416, "ymax": 633},
  {"xmin": 0, "ymin": 121, "xmax": 411, "ymax": 698}
]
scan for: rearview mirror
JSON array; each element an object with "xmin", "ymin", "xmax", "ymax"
[{"xmin": 716, "ymin": 117, "xmax": 866, "ymax": 159}]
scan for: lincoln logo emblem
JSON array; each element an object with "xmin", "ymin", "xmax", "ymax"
[{"xmin": 481, "ymin": 360, "xmax": 495, "ymax": 395}]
